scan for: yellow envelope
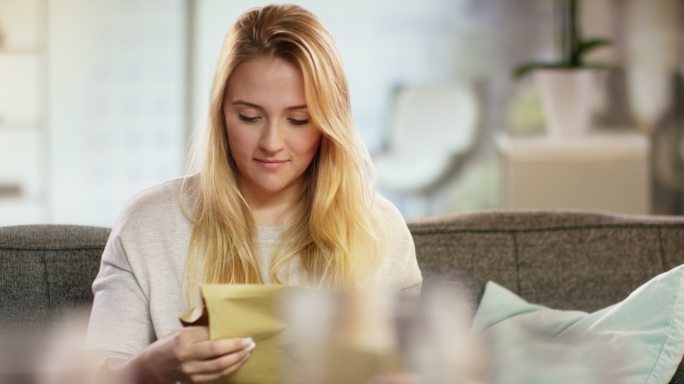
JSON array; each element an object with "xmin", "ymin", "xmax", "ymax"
[
  {"xmin": 181, "ymin": 284, "xmax": 293, "ymax": 384},
  {"xmin": 180, "ymin": 284, "xmax": 403, "ymax": 384}
]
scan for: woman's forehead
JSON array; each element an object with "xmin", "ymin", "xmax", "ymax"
[{"xmin": 225, "ymin": 57, "xmax": 307, "ymax": 110}]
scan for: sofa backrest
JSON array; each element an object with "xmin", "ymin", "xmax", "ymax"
[
  {"xmin": 0, "ymin": 225, "xmax": 109, "ymax": 326},
  {"xmin": 1, "ymin": 211, "xmax": 684, "ymax": 324},
  {"xmin": 411, "ymin": 211, "xmax": 684, "ymax": 311}
]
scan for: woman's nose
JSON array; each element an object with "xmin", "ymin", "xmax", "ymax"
[{"xmin": 258, "ymin": 120, "xmax": 285, "ymax": 154}]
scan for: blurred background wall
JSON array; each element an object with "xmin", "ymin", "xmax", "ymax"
[{"xmin": 0, "ymin": 0, "xmax": 682, "ymax": 226}]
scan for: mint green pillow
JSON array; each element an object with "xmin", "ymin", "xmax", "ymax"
[{"xmin": 474, "ymin": 265, "xmax": 684, "ymax": 384}]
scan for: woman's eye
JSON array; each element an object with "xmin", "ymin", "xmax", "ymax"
[
  {"xmin": 288, "ymin": 118, "xmax": 310, "ymax": 126},
  {"xmin": 238, "ymin": 114, "xmax": 260, "ymax": 123}
]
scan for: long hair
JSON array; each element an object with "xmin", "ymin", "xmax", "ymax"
[{"xmin": 182, "ymin": 4, "xmax": 382, "ymax": 304}]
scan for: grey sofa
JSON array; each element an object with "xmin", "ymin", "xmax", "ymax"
[{"xmin": 1, "ymin": 211, "xmax": 684, "ymax": 381}]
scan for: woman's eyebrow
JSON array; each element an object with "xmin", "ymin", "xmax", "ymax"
[
  {"xmin": 232, "ymin": 100, "xmax": 263, "ymax": 109},
  {"xmin": 286, "ymin": 105, "xmax": 308, "ymax": 111},
  {"xmin": 231, "ymin": 100, "xmax": 307, "ymax": 111}
]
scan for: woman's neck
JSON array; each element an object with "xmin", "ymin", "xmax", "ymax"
[
  {"xmin": 239, "ymin": 179, "xmax": 305, "ymax": 227},
  {"xmin": 251, "ymin": 202, "xmax": 295, "ymax": 227}
]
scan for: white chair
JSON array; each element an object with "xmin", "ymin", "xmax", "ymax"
[{"xmin": 374, "ymin": 83, "xmax": 480, "ymax": 195}]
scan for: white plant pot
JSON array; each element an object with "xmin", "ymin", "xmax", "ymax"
[{"xmin": 534, "ymin": 69, "xmax": 595, "ymax": 138}]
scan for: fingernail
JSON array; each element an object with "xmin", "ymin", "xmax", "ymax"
[{"xmin": 242, "ymin": 337, "xmax": 255, "ymax": 349}]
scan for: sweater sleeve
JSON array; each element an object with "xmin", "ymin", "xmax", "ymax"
[
  {"xmin": 399, "ymin": 214, "xmax": 422, "ymax": 290},
  {"xmin": 373, "ymin": 194, "xmax": 423, "ymax": 291},
  {"xmin": 87, "ymin": 211, "xmax": 154, "ymax": 359}
]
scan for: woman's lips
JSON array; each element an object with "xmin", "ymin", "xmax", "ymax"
[{"xmin": 255, "ymin": 159, "xmax": 288, "ymax": 170}]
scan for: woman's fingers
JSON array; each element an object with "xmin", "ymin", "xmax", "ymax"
[
  {"xmin": 176, "ymin": 326, "xmax": 210, "ymax": 346},
  {"xmin": 176, "ymin": 326, "xmax": 254, "ymax": 361},
  {"xmin": 188, "ymin": 336, "xmax": 255, "ymax": 360},
  {"xmin": 181, "ymin": 341, "xmax": 256, "ymax": 374},
  {"xmin": 190, "ymin": 352, "xmax": 252, "ymax": 382},
  {"xmin": 169, "ymin": 327, "xmax": 256, "ymax": 382}
]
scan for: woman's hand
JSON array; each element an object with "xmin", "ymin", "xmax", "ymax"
[{"xmin": 126, "ymin": 326, "xmax": 255, "ymax": 383}]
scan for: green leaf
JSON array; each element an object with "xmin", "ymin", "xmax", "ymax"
[
  {"xmin": 512, "ymin": 62, "xmax": 565, "ymax": 80},
  {"xmin": 511, "ymin": 61, "xmax": 616, "ymax": 81},
  {"xmin": 573, "ymin": 38, "xmax": 611, "ymax": 64},
  {"xmin": 582, "ymin": 63, "xmax": 617, "ymax": 72}
]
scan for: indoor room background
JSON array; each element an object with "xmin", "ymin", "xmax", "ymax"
[{"xmin": 0, "ymin": 0, "xmax": 682, "ymax": 227}]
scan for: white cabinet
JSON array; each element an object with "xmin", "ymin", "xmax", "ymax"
[{"xmin": 496, "ymin": 133, "xmax": 651, "ymax": 214}]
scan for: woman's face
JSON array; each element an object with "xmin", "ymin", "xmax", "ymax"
[{"xmin": 223, "ymin": 57, "xmax": 322, "ymax": 205}]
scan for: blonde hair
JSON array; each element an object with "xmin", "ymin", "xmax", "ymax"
[{"xmin": 182, "ymin": 4, "xmax": 381, "ymax": 303}]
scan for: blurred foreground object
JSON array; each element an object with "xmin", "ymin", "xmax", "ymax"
[
  {"xmin": 0, "ymin": 307, "xmax": 96, "ymax": 384},
  {"xmin": 399, "ymin": 280, "xmax": 485, "ymax": 384},
  {"xmin": 181, "ymin": 283, "xmax": 483, "ymax": 384}
]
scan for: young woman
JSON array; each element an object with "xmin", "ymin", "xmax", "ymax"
[{"xmin": 88, "ymin": 4, "xmax": 422, "ymax": 383}]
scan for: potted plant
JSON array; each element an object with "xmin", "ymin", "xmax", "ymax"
[{"xmin": 513, "ymin": 0, "xmax": 611, "ymax": 138}]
